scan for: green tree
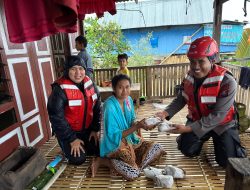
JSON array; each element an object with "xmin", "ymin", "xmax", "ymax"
[
  {"xmin": 129, "ymin": 32, "xmax": 154, "ymax": 66},
  {"xmin": 235, "ymin": 28, "xmax": 250, "ymax": 66},
  {"xmin": 84, "ymin": 18, "xmax": 130, "ymax": 68}
]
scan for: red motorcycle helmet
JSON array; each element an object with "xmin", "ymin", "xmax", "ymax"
[{"xmin": 187, "ymin": 36, "xmax": 219, "ymax": 59}]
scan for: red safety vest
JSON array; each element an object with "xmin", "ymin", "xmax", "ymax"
[
  {"xmin": 182, "ymin": 64, "xmax": 235, "ymax": 125},
  {"xmin": 56, "ymin": 76, "xmax": 98, "ymax": 131}
]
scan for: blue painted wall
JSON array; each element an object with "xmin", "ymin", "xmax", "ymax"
[
  {"xmin": 123, "ymin": 24, "xmax": 243, "ymax": 56},
  {"xmin": 204, "ymin": 24, "xmax": 244, "ymax": 53}
]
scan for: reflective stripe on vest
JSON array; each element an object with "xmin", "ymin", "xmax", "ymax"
[
  {"xmin": 203, "ymin": 75, "xmax": 224, "ymax": 84},
  {"xmin": 201, "ymin": 96, "xmax": 216, "ymax": 103},
  {"xmin": 84, "ymin": 80, "xmax": 92, "ymax": 89},
  {"xmin": 68, "ymin": 100, "xmax": 82, "ymax": 106},
  {"xmin": 92, "ymin": 93, "xmax": 97, "ymax": 102},
  {"xmin": 60, "ymin": 84, "xmax": 78, "ymax": 90}
]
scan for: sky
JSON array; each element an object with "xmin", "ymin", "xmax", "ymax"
[{"xmin": 222, "ymin": 0, "xmax": 250, "ymax": 27}]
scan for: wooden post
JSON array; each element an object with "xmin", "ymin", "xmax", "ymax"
[
  {"xmin": 146, "ymin": 67, "xmax": 152, "ymax": 99},
  {"xmin": 212, "ymin": 0, "xmax": 223, "ymax": 52},
  {"xmin": 224, "ymin": 158, "xmax": 250, "ymax": 190},
  {"xmin": 78, "ymin": 19, "xmax": 84, "ymax": 36}
]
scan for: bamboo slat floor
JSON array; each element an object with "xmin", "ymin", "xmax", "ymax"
[{"xmin": 41, "ymin": 99, "xmax": 250, "ymax": 190}]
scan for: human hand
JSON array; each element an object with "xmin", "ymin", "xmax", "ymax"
[
  {"xmin": 145, "ymin": 124, "xmax": 157, "ymax": 131},
  {"xmin": 155, "ymin": 111, "xmax": 169, "ymax": 121},
  {"xmin": 70, "ymin": 139, "xmax": 85, "ymax": 157},
  {"xmin": 89, "ymin": 131, "xmax": 100, "ymax": 146},
  {"xmin": 170, "ymin": 124, "xmax": 192, "ymax": 134},
  {"xmin": 135, "ymin": 118, "xmax": 146, "ymax": 129},
  {"xmin": 137, "ymin": 118, "xmax": 157, "ymax": 131}
]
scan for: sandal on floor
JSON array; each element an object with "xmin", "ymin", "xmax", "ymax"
[
  {"xmin": 154, "ymin": 174, "xmax": 174, "ymax": 188},
  {"xmin": 162, "ymin": 165, "xmax": 185, "ymax": 179},
  {"xmin": 143, "ymin": 166, "xmax": 163, "ymax": 179}
]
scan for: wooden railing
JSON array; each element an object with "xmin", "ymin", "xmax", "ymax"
[
  {"xmin": 94, "ymin": 63, "xmax": 189, "ymax": 98},
  {"xmin": 94, "ymin": 61, "xmax": 250, "ymax": 117}
]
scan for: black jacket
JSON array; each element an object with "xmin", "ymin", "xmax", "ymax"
[{"xmin": 47, "ymin": 80, "xmax": 101, "ymax": 143}]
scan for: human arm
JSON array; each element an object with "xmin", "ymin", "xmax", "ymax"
[
  {"xmin": 88, "ymin": 83, "xmax": 101, "ymax": 145},
  {"xmin": 47, "ymin": 84, "xmax": 86, "ymax": 157},
  {"xmin": 100, "ymin": 101, "xmax": 124, "ymax": 156},
  {"xmin": 85, "ymin": 52, "xmax": 93, "ymax": 73},
  {"xmin": 155, "ymin": 87, "xmax": 186, "ymax": 120},
  {"xmin": 187, "ymin": 73, "xmax": 237, "ymax": 138},
  {"xmin": 122, "ymin": 119, "xmax": 145, "ymax": 138},
  {"xmin": 78, "ymin": 51, "xmax": 93, "ymax": 74},
  {"xmin": 169, "ymin": 124, "xmax": 192, "ymax": 134},
  {"xmin": 122, "ymin": 96, "xmax": 152, "ymax": 136},
  {"xmin": 47, "ymin": 84, "xmax": 77, "ymax": 143}
]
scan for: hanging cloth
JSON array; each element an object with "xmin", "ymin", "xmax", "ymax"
[
  {"xmin": 78, "ymin": 0, "xmax": 116, "ymax": 19},
  {"xmin": 239, "ymin": 66, "xmax": 250, "ymax": 89},
  {"xmin": 3, "ymin": 0, "xmax": 116, "ymax": 43}
]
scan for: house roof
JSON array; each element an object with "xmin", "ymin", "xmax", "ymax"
[{"xmin": 99, "ymin": 0, "xmax": 214, "ymax": 29}]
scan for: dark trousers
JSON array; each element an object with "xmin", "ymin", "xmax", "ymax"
[
  {"xmin": 58, "ymin": 132, "xmax": 99, "ymax": 165},
  {"xmin": 177, "ymin": 127, "xmax": 246, "ymax": 167}
]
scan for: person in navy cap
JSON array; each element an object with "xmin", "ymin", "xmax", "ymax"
[{"xmin": 47, "ymin": 55, "xmax": 101, "ymax": 165}]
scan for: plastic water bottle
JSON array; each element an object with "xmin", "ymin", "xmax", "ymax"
[{"xmin": 46, "ymin": 155, "xmax": 62, "ymax": 174}]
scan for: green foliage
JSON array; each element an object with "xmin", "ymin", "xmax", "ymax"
[
  {"xmin": 84, "ymin": 18, "xmax": 130, "ymax": 68},
  {"xmin": 235, "ymin": 28, "xmax": 250, "ymax": 66},
  {"xmin": 128, "ymin": 33, "xmax": 154, "ymax": 66}
]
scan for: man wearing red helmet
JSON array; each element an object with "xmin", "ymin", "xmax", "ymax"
[{"xmin": 156, "ymin": 36, "xmax": 246, "ymax": 167}]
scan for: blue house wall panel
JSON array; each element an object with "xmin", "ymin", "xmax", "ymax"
[
  {"xmin": 123, "ymin": 25, "xmax": 203, "ymax": 56},
  {"xmin": 220, "ymin": 45, "xmax": 237, "ymax": 52},
  {"xmin": 204, "ymin": 24, "xmax": 243, "ymax": 44},
  {"xmin": 123, "ymin": 24, "xmax": 242, "ymax": 56}
]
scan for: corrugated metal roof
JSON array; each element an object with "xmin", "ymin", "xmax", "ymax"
[{"xmin": 100, "ymin": 0, "xmax": 214, "ymax": 29}]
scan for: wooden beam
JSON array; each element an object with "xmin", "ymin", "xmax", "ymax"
[
  {"xmin": 78, "ymin": 19, "xmax": 84, "ymax": 36},
  {"xmin": 224, "ymin": 158, "xmax": 250, "ymax": 190},
  {"xmin": 212, "ymin": 0, "xmax": 223, "ymax": 52}
]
